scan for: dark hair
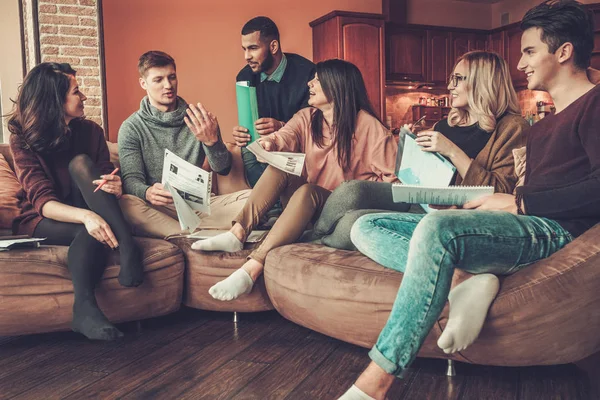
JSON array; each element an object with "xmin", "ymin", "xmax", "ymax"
[
  {"xmin": 138, "ymin": 50, "xmax": 176, "ymax": 77},
  {"xmin": 241, "ymin": 16, "xmax": 280, "ymax": 44},
  {"xmin": 7, "ymin": 62, "xmax": 77, "ymax": 153},
  {"xmin": 521, "ymin": 0, "xmax": 594, "ymax": 70},
  {"xmin": 310, "ymin": 59, "xmax": 384, "ymax": 169}
]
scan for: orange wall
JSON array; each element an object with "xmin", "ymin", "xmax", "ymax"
[
  {"xmin": 102, "ymin": 0, "xmax": 381, "ymax": 142},
  {"xmin": 491, "ymin": 0, "xmax": 598, "ymax": 28}
]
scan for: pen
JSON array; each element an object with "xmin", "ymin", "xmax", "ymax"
[{"xmin": 93, "ymin": 167, "xmax": 119, "ymax": 193}]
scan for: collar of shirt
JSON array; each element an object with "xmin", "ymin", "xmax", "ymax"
[{"xmin": 260, "ymin": 53, "xmax": 287, "ymax": 83}]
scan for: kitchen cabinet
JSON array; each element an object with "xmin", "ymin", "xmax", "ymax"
[
  {"xmin": 426, "ymin": 30, "xmax": 451, "ymax": 85},
  {"xmin": 488, "ymin": 30, "xmax": 505, "ymax": 58},
  {"xmin": 386, "ymin": 24, "xmax": 490, "ymax": 86},
  {"xmin": 386, "ymin": 25, "xmax": 427, "ymax": 82},
  {"xmin": 310, "ymin": 11, "xmax": 385, "ymax": 118},
  {"xmin": 504, "ymin": 23, "xmax": 527, "ymax": 89},
  {"xmin": 450, "ymin": 32, "xmax": 488, "ymax": 63}
]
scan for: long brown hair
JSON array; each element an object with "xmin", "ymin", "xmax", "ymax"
[
  {"xmin": 7, "ymin": 62, "xmax": 77, "ymax": 153},
  {"xmin": 310, "ymin": 59, "xmax": 384, "ymax": 169}
]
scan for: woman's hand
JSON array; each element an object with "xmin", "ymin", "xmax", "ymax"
[
  {"xmin": 93, "ymin": 174, "xmax": 122, "ymax": 198},
  {"xmin": 415, "ymin": 130, "xmax": 459, "ymax": 158},
  {"xmin": 254, "ymin": 138, "xmax": 275, "ymax": 163},
  {"xmin": 81, "ymin": 211, "xmax": 119, "ymax": 248}
]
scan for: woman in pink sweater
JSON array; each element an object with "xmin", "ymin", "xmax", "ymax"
[{"xmin": 193, "ymin": 59, "xmax": 398, "ymax": 301}]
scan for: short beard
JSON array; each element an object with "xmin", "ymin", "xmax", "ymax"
[{"xmin": 258, "ymin": 52, "xmax": 275, "ymax": 74}]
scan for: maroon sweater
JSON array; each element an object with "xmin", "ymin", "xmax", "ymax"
[
  {"xmin": 517, "ymin": 84, "xmax": 600, "ymax": 237},
  {"xmin": 9, "ymin": 119, "xmax": 114, "ymax": 236}
]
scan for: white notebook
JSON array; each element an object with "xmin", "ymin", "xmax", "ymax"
[{"xmin": 392, "ymin": 184, "xmax": 494, "ymax": 206}]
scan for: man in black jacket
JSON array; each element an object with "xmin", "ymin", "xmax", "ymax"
[{"xmin": 233, "ymin": 16, "xmax": 315, "ymax": 187}]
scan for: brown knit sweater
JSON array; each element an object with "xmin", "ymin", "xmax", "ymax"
[
  {"xmin": 455, "ymin": 113, "xmax": 529, "ymax": 193},
  {"xmin": 9, "ymin": 119, "xmax": 114, "ymax": 236}
]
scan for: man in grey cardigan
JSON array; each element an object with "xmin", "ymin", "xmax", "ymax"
[{"xmin": 118, "ymin": 51, "xmax": 250, "ymax": 238}]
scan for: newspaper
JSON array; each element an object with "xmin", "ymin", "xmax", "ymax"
[
  {"xmin": 246, "ymin": 141, "xmax": 305, "ymax": 176},
  {"xmin": 0, "ymin": 237, "xmax": 46, "ymax": 251},
  {"xmin": 161, "ymin": 149, "xmax": 212, "ymax": 232}
]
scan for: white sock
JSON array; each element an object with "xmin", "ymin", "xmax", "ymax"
[
  {"xmin": 191, "ymin": 231, "xmax": 243, "ymax": 252},
  {"xmin": 208, "ymin": 268, "xmax": 254, "ymax": 301},
  {"xmin": 437, "ymin": 274, "xmax": 500, "ymax": 354},
  {"xmin": 337, "ymin": 385, "xmax": 376, "ymax": 400}
]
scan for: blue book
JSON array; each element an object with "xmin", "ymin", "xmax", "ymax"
[
  {"xmin": 394, "ymin": 128, "xmax": 457, "ymax": 211},
  {"xmin": 395, "ymin": 129, "xmax": 456, "ymax": 186}
]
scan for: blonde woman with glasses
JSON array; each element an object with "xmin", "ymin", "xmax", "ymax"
[
  {"xmin": 309, "ymin": 50, "xmax": 529, "ymax": 251},
  {"xmin": 336, "ymin": 51, "xmax": 529, "ymax": 399}
]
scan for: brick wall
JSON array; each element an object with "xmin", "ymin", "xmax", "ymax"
[{"xmin": 37, "ymin": 0, "xmax": 104, "ymax": 128}]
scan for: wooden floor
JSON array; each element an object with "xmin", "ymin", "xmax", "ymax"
[{"xmin": 0, "ymin": 308, "xmax": 593, "ymax": 400}]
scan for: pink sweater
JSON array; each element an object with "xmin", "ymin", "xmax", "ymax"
[{"xmin": 264, "ymin": 108, "xmax": 398, "ymax": 191}]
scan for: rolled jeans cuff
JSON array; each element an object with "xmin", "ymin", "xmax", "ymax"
[{"xmin": 368, "ymin": 345, "xmax": 406, "ymax": 378}]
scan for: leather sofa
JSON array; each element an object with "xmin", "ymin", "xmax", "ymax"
[
  {"xmin": 2, "ymin": 142, "xmax": 599, "ymax": 370},
  {"xmin": 0, "ymin": 145, "xmax": 185, "ymax": 336}
]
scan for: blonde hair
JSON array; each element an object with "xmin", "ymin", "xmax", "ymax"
[{"xmin": 447, "ymin": 51, "xmax": 520, "ymax": 133}]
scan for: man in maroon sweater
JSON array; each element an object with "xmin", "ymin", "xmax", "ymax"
[{"xmin": 339, "ymin": 1, "xmax": 600, "ymax": 399}]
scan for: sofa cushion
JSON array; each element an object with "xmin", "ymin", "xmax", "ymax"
[
  {"xmin": 0, "ymin": 237, "xmax": 185, "ymax": 336},
  {"xmin": 265, "ymin": 234, "xmax": 600, "ymax": 366},
  {"xmin": 169, "ymin": 237, "xmax": 273, "ymax": 312},
  {"xmin": 0, "ymin": 153, "xmax": 21, "ymax": 231}
]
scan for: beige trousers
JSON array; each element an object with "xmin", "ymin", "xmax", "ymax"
[
  {"xmin": 120, "ymin": 189, "xmax": 251, "ymax": 239},
  {"xmin": 234, "ymin": 166, "xmax": 331, "ymax": 263}
]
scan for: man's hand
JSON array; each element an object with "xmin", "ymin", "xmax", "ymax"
[
  {"xmin": 428, "ymin": 204, "xmax": 458, "ymax": 210},
  {"xmin": 93, "ymin": 174, "xmax": 122, "ymax": 199},
  {"xmin": 463, "ymin": 193, "xmax": 518, "ymax": 214},
  {"xmin": 255, "ymin": 118, "xmax": 284, "ymax": 135},
  {"xmin": 81, "ymin": 211, "xmax": 119, "ymax": 249},
  {"xmin": 145, "ymin": 183, "xmax": 173, "ymax": 206},
  {"xmin": 233, "ymin": 126, "xmax": 251, "ymax": 147},
  {"xmin": 185, "ymin": 103, "xmax": 220, "ymax": 146}
]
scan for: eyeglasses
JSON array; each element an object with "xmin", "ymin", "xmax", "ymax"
[{"xmin": 448, "ymin": 74, "xmax": 467, "ymax": 88}]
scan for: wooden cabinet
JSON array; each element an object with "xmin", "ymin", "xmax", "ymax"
[
  {"xmin": 386, "ymin": 24, "xmax": 490, "ymax": 85},
  {"xmin": 310, "ymin": 11, "xmax": 385, "ymax": 118},
  {"xmin": 504, "ymin": 24, "xmax": 527, "ymax": 89},
  {"xmin": 426, "ymin": 30, "xmax": 451, "ymax": 85},
  {"xmin": 386, "ymin": 25, "xmax": 427, "ymax": 82},
  {"xmin": 488, "ymin": 30, "xmax": 505, "ymax": 58},
  {"xmin": 450, "ymin": 32, "xmax": 488, "ymax": 61}
]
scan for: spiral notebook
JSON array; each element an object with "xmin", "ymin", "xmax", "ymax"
[
  {"xmin": 391, "ymin": 184, "xmax": 494, "ymax": 206},
  {"xmin": 393, "ymin": 129, "xmax": 493, "ymax": 206}
]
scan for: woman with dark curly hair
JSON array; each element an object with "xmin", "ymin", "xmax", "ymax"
[{"xmin": 8, "ymin": 62, "xmax": 143, "ymax": 340}]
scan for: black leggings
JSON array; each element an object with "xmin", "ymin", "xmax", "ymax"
[{"xmin": 33, "ymin": 154, "xmax": 142, "ymax": 339}]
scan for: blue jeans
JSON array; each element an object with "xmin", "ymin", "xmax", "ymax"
[{"xmin": 350, "ymin": 210, "xmax": 573, "ymax": 377}]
